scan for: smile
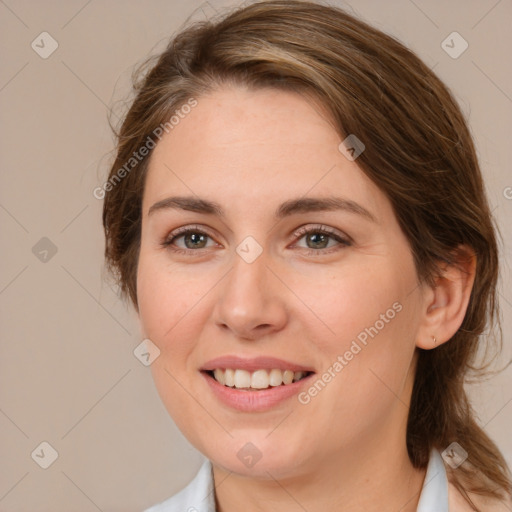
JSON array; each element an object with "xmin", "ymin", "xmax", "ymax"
[
  {"xmin": 200, "ymin": 355, "xmax": 316, "ymax": 411},
  {"xmin": 207, "ymin": 368, "xmax": 312, "ymax": 390}
]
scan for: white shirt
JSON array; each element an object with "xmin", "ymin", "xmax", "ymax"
[{"xmin": 144, "ymin": 449, "xmax": 448, "ymax": 512}]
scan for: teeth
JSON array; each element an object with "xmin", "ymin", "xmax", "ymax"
[
  {"xmin": 234, "ymin": 369, "xmax": 251, "ymax": 388},
  {"xmin": 224, "ymin": 368, "xmax": 235, "ymax": 387},
  {"xmin": 210, "ymin": 368, "xmax": 308, "ymax": 390},
  {"xmin": 269, "ymin": 368, "xmax": 283, "ymax": 387},
  {"xmin": 213, "ymin": 369, "xmax": 225, "ymax": 385},
  {"xmin": 251, "ymin": 369, "xmax": 269, "ymax": 389},
  {"xmin": 283, "ymin": 370, "xmax": 294, "ymax": 385}
]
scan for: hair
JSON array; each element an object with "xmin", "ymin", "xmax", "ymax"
[{"xmin": 102, "ymin": 0, "xmax": 511, "ymax": 505}]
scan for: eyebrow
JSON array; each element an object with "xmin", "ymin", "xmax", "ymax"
[{"xmin": 147, "ymin": 195, "xmax": 377, "ymax": 223}]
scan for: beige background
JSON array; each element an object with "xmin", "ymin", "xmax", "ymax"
[{"xmin": 1, "ymin": 0, "xmax": 511, "ymax": 510}]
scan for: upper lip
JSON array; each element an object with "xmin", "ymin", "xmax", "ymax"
[{"xmin": 201, "ymin": 355, "xmax": 315, "ymax": 373}]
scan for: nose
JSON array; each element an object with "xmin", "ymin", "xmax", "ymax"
[{"xmin": 212, "ymin": 246, "xmax": 288, "ymax": 341}]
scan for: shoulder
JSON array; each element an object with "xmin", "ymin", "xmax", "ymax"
[{"xmin": 448, "ymin": 477, "xmax": 512, "ymax": 512}]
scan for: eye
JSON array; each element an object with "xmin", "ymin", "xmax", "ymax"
[
  {"xmin": 161, "ymin": 223, "xmax": 351, "ymax": 256},
  {"xmin": 292, "ymin": 224, "xmax": 351, "ymax": 255},
  {"xmin": 161, "ymin": 225, "xmax": 217, "ymax": 255}
]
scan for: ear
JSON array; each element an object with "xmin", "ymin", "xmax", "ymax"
[{"xmin": 416, "ymin": 245, "xmax": 476, "ymax": 350}]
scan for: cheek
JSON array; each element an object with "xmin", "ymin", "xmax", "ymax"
[
  {"xmin": 137, "ymin": 258, "xmax": 171, "ymax": 340},
  {"xmin": 289, "ymin": 255, "xmax": 413, "ymax": 351},
  {"xmin": 136, "ymin": 250, "xmax": 204, "ymax": 340},
  {"xmin": 290, "ymin": 253, "xmax": 419, "ymax": 405},
  {"xmin": 136, "ymin": 250, "xmax": 219, "ymax": 397},
  {"xmin": 136, "ymin": 252, "xmax": 206, "ymax": 421}
]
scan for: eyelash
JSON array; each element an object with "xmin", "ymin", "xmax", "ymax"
[{"xmin": 161, "ymin": 224, "xmax": 351, "ymax": 257}]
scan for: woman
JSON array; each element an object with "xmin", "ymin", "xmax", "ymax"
[{"xmin": 101, "ymin": 1, "xmax": 512, "ymax": 510}]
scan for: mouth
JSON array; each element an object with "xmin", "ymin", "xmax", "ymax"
[
  {"xmin": 201, "ymin": 368, "xmax": 315, "ymax": 391},
  {"xmin": 200, "ymin": 356, "xmax": 317, "ymax": 411}
]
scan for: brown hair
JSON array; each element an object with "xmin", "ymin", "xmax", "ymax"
[{"xmin": 102, "ymin": 0, "xmax": 511, "ymax": 505}]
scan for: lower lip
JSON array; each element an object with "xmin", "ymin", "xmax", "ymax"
[{"xmin": 201, "ymin": 371, "xmax": 314, "ymax": 412}]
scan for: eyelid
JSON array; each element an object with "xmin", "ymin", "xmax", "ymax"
[
  {"xmin": 168, "ymin": 224, "xmax": 216, "ymax": 238},
  {"xmin": 291, "ymin": 223, "xmax": 351, "ymax": 243}
]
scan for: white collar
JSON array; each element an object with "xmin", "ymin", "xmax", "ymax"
[
  {"xmin": 416, "ymin": 449, "xmax": 449, "ymax": 511},
  {"xmin": 144, "ymin": 449, "xmax": 449, "ymax": 512}
]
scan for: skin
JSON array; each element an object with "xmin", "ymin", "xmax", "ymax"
[{"xmin": 136, "ymin": 85, "xmax": 476, "ymax": 511}]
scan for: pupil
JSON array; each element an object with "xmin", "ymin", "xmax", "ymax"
[
  {"xmin": 309, "ymin": 233, "xmax": 327, "ymax": 248},
  {"xmin": 185, "ymin": 233, "xmax": 206, "ymax": 249}
]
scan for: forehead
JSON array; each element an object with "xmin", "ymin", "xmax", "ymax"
[
  {"xmin": 143, "ymin": 86, "xmax": 388, "ymax": 218},
  {"xmin": 152, "ymin": 86, "xmax": 339, "ymax": 161}
]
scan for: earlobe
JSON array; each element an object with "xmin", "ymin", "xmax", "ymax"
[{"xmin": 416, "ymin": 245, "xmax": 476, "ymax": 350}]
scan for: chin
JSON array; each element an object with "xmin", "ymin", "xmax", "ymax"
[{"xmin": 204, "ymin": 434, "xmax": 312, "ymax": 479}]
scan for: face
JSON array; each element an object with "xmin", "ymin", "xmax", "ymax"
[{"xmin": 137, "ymin": 86, "xmax": 428, "ymax": 479}]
